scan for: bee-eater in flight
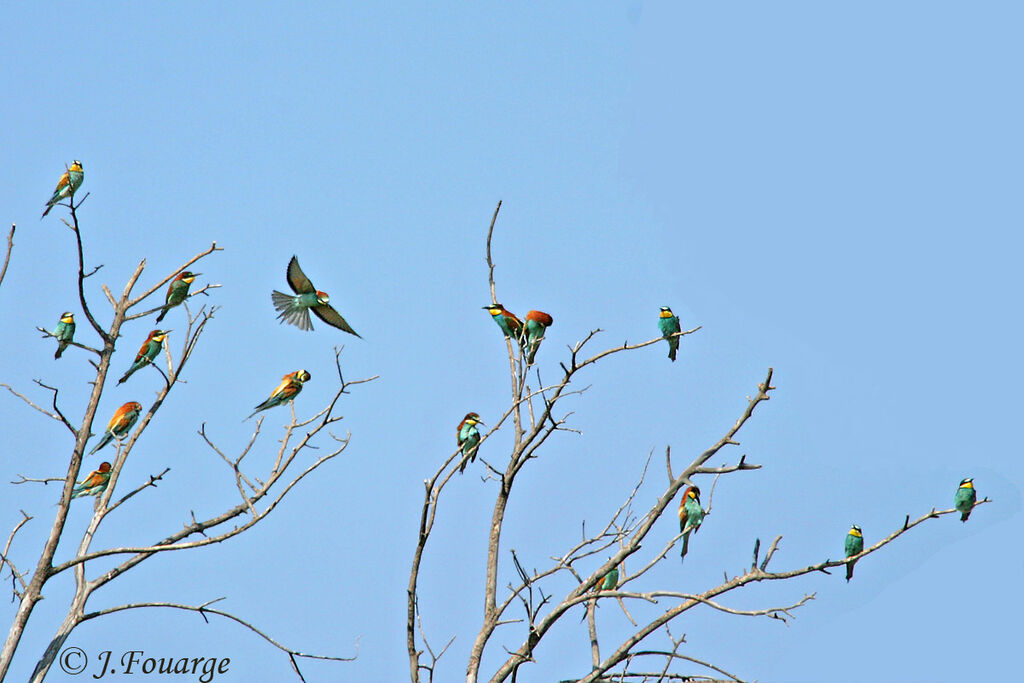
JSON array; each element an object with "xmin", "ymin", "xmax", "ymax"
[
  {"xmin": 41, "ymin": 160, "xmax": 84, "ymax": 218},
  {"xmin": 89, "ymin": 402, "xmax": 142, "ymax": 455},
  {"xmin": 659, "ymin": 306, "xmax": 681, "ymax": 362},
  {"xmin": 457, "ymin": 412, "xmax": 484, "ymax": 474},
  {"xmin": 954, "ymin": 478, "xmax": 977, "ymax": 522},
  {"xmin": 483, "ymin": 303, "xmax": 523, "ymax": 342},
  {"xmin": 72, "ymin": 462, "xmax": 112, "ymax": 499},
  {"xmin": 52, "ymin": 311, "xmax": 75, "ymax": 359},
  {"xmin": 679, "ymin": 485, "xmax": 705, "ymax": 562},
  {"xmin": 156, "ymin": 271, "xmax": 200, "ymax": 323},
  {"xmin": 118, "ymin": 330, "xmax": 169, "ymax": 384},
  {"xmin": 248, "ymin": 370, "xmax": 311, "ymax": 420},
  {"xmin": 272, "ymin": 256, "xmax": 360, "ymax": 336},
  {"xmin": 844, "ymin": 525, "xmax": 864, "ymax": 581},
  {"xmin": 524, "ymin": 310, "xmax": 554, "ymax": 364}
]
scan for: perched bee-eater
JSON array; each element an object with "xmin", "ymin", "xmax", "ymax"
[
  {"xmin": 272, "ymin": 256, "xmax": 360, "ymax": 336},
  {"xmin": 41, "ymin": 160, "xmax": 84, "ymax": 218},
  {"xmin": 72, "ymin": 462, "xmax": 112, "ymax": 499},
  {"xmin": 678, "ymin": 485, "xmax": 705, "ymax": 562},
  {"xmin": 659, "ymin": 306, "xmax": 682, "ymax": 362},
  {"xmin": 156, "ymin": 271, "xmax": 200, "ymax": 323},
  {"xmin": 248, "ymin": 370, "xmax": 311, "ymax": 420},
  {"xmin": 524, "ymin": 310, "xmax": 554, "ymax": 364},
  {"xmin": 118, "ymin": 330, "xmax": 169, "ymax": 384},
  {"xmin": 844, "ymin": 525, "xmax": 864, "ymax": 582},
  {"xmin": 483, "ymin": 303, "xmax": 523, "ymax": 341},
  {"xmin": 457, "ymin": 412, "xmax": 484, "ymax": 474},
  {"xmin": 89, "ymin": 402, "xmax": 142, "ymax": 455},
  {"xmin": 954, "ymin": 478, "xmax": 977, "ymax": 522},
  {"xmin": 52, "ymin": 311, "xmax": 75, "ymax": 359},
  {"xmin": 595, "ymin": 564, "xmax": 620, "ymax": 592}
]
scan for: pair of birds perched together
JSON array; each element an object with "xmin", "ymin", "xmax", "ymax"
[{"xmin": 842, "ymin": 478, "xmax": 978, "ymax": 582}]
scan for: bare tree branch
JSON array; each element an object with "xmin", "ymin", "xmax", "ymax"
[
  {"xmin": 0, "ymin": 511, "xmax": 31, "ymax": 596},
  {"xmin": 80, "ymin": 600, "xmax": 357, "ymax": 667},
  {"xmin": 0, "ymin": 224, "xmax": 14, "ymax": 291}
]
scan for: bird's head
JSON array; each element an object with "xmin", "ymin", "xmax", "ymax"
[
  {"xmin": 659, "ymin": 306, "xmax": 674, "ymax": 318},
  {"xmin": 294, "ymin": 370, "xmax": 311, "ymax": 383},
  {"xmin": 463, "ymin": 412, "xmax": 484, "ymax": 426},
  {"xmin": 526, "ymin": 310, "xmax": 553, "ymax": 326},
  {"xmin": 71, "ymin": 160, "xmax": 83, "ymax": 171},
  {"xmin": 60, "ymin": 312, "xmax": 74, "ymax": 323},
  {"xmin": 685, "ymin": 485, "xmax": 701, "ymax": 502},
  {"xmin": 849, "ymin": 525, "xmax": 862, "ymax": 537},
  {"xmin": 316, "ymin": 291, "xmax": 330, "ymax": 305},
  {"xmin": 178, "ymin": 271, "xmax": 199, "ymax": 283},
  {"xmin": 959, "ymin": 478, "xmax": 974, "ymax": 489},
  {"xmin": 98, "ymin": 462, "xmax": 112, "ymax": 473},
  {"xmin": 483, "ymin": 304, "xmax": 506, "ymax": 315},
  {"xmin": 150, "ymin": 330, "xmax": 169, "ymax": 342}
]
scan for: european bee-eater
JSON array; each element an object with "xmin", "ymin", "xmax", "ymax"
[
  {"xmin": 483, "ymin": 303, "xmax": 523, "ymax": 341},
  {"xmin": 659, "ymin": 306, "xmax": 681, "ymax": 362},
  {"xmin": 844, "ymin": 525, "xmax": 864, "ymax": 582},
  {"xmin": 954, "ymin": 478, "xmax": 977, "ymax": 522},
  {"xmin": 53, "ymin": 311, "xmax": 75, "ymax": 359},
  {"xmin": 524, "ymin": 310, "xmax": 554, "ymax": 364},
  {"xmin": 88, "ymin": 402, "xmax": 142, "ymax": 455},
  {"xmin": 42, "ymin": 160, "xmax": 84, "ymax": 218},
  {"xmin": 248, "ymin": 370, "xmax": 311, "ymax": 420},
  {"xmin": 457, "ymin": 412, "xmax": 484, "ymax": 474},
  {"xmin": 72, "ymin": 462, "xmax": 112, "ymax": 499},
  {"xmin": 272, "ymin": 256, "xmax": 360, "ymax": 336},
  {"xmin": 156, "ymin": 271, "xmax": 199, "ymax": 323},
  {"xmin": 118, "ymin": 330, "xmax": 169, "ymax": 384},
  {"xmin": 679, "ymin": 485, "xmax": 705, "ymax": 562},
  {"xmin": 595, "ymin": 565, "xmax": 619, "ymax": 592}
]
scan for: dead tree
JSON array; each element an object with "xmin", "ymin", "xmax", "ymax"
[
  {"xmin": 405, "ymin": 202, "xmax": 990, "ymax": 683},
  {"xmin": 0, "ymin": 191, "xmax": 372, "ymax": 681}
]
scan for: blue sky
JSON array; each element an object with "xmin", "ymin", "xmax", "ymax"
[{"xmin": 1, "ymin": 2, "xmax": 1020, "ymax": 681}]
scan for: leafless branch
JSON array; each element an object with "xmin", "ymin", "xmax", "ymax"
[
  {"xmin": 9, "ymin": 476, "xmax": 64, "ymax": 486},
  {"xmin": 80, "ymin": 600, "xmax": 358, "ymax": 671},
  {"xmin": 485, "ymin": 200, "xmax": 502, "ymax": 305},
  {"xmin": 0, "ymin": 383, "xmax": 67, "ymax": 426},
  {"xmin": 36, "ymin": 327, "xmax": 101, "ymax": 355},
  {"xmin": 0, "ymin": 511, "xmax": 31, "ymax": 595},
  {"xmin": 0, "ymin": 224, "xmax": 14, "ymax": 291}
]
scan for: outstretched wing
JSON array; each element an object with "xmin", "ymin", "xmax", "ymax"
[
  {"xmin": 286, "ymin": 256, "xmax": 315, "ymax": 294},
  {"xmin": 312, "ymin": 303, "xmax": 361, "ymax": 337}
]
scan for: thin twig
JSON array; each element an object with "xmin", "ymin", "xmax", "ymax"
[{"xmin": 0, "ymin": 224, "xmax": 14, "ymax": 291}]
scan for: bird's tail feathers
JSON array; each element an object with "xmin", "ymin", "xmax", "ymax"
[{"xmin": 272, "ymin": 291, "xmax": 314, "ymax": 331}]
